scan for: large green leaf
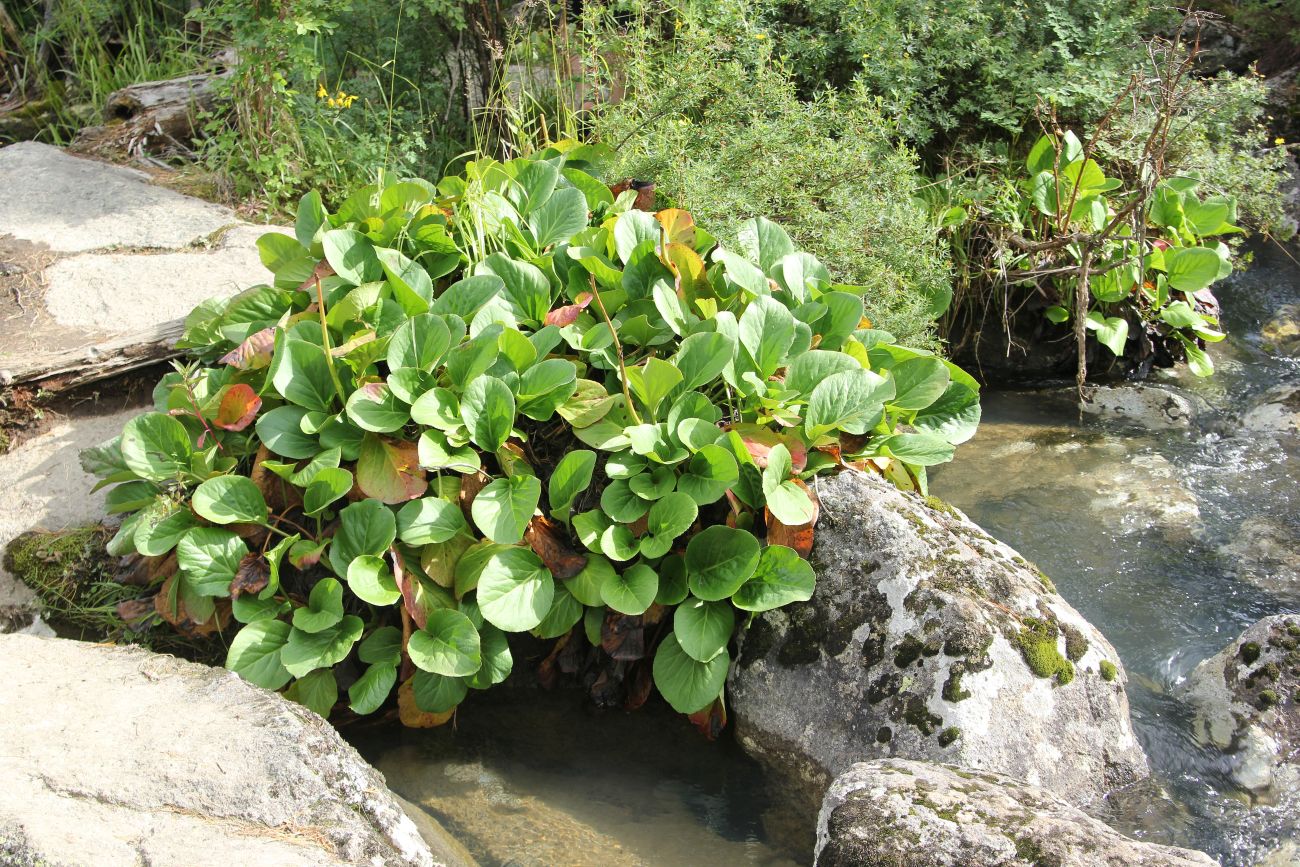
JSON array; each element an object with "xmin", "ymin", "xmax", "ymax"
[
  {"xmin": 887, "ymin": 357, "xmax": 950, "ymax": 412},
  {"xmin": 345, "ymin": 384, "xmax": 410, "ymax": 433},
  {"xmin": 477, "ymin": 546, "xmax": 554, "ymax": 632},
  {"xmin": 133, "ymin": 499, "xmax": 197, "ymax": 556},
  {"xmin": 292, "ymin": 577, "xmax": 345, "ymax": 633},
  {"xmin": 685, "ymin": 525, "xmax": 761, "ymax": 601},
  {"xmin": 303, "ymin": 467, "xmax": 354, "ymax": 516},
  {"xmin": 875, "ymin": 432, "xmax": 956, "ymax": 466},
  {"xmin": 411, "ymin": 670, "xmax": 468, "ymax": 713},
  {"xmin": 481, "ymin": 253, "xmax": 551, "ymax": 325},
  {"xmin": 471, "ymin": 475, "xmax": 541, "ymax": 544},
  {"xmin": 176, "ymin": 527, "xmax": 246, "ymax": 596},
  {"xmin": 356, "ymin": 433, "xmax": 426, "ymax": 503},
  {"xmin": 738, "ymin": 295, "xmax": 795, "ymax": 378},
  {"xmin": 348, "ymin": 663, "xmax": 397, "ymax": 715},
  {"xmin": 281, "ymin": 615, "xmax": 364, "ymax": 677},
  {"xmin": 408, "ymin": 608, "xmax": 482, "ymax": 677},
  {"xmin": 673, "ymin": 596, "xmax": 734, "ymax": 662},
  {"xmin": 192, "ymin": 475, "xmax": 268, "ymax": 525},
  {"xmin": 548, "ymin": 449, "xmax": 596, "ymax": 519},
  {"xmin": 738, "ymin": 216, "xmax": 795, "ymax": 274},
  {"xmin": 653, "ymin": 633, "xmax": 728, "ymax": 714},
  {"xmin": 533, "ymin": 583, "xmax": 584, "ymax": 639},
  {"xmin": 377, "ymin": 247, "xmax": 434, "ymax": 315},
  {"xmin": 226, "ymin": 619, "xmax": 292, "ymax": 690},
  {"xmin": 323, "ymin": 228, "xmax": 383, "ymax": 285},
  {"xmin": 346, "ymin": 554, "xmax": 401, "ymax": 605},
  {"xmin": 272, "ymin": 339, "xmax": 337, "ymax": 413},
  {"xmin": 120, "ymin": 413, "xmax": 192, "ymax": 481},
  {"xmin": 256, "ymin": 406, "xmax": 319, "ymax": 459},
  {"xmin": 785, "ymin": 350, "xmax": 861, "ymax": 397},
  {"xmin": 599, "ymin": 562, "xmax": 658, "ymax": 615},
  {"xmin": 732, "ymin": 545, "xmax": 816, "ymax": 612},
  {"xmin": 387, "ymin": 313, "xmax": 451, "ymax": 372},
  {"xmin": 1164, "ymin": 246, "xmax": 1222, "ymax": 292},
  {"xmin": 286, "ymin": 668, "xmax": 338, "ymax": 718},
  {"xmin": 465, "ymin": 624, "xmax": 513, "ymax": 689},
  {"xmin": 328, "ymin": 498, "xmax": 396, "ymax": 575},
  {"xmin": 460, "ymin": 376, "xmax": 515, "ymax": 452},
  {"xmin": 805, "ymin": 369, "xmax": 894, "ymax": 438},
  {"xmin": 913, "ymin": 383, "xmax": 982, "ymax": 445},
  {"xmin": 676, "ymin": 445, "xmax": 739, "ymax": 506},
  {"xmin": 674, "ymin": 332, "xmax": 735, "ymax": 391},
  {"xmin": 397, "ymin": 496, "xmax": 468, "ymax": 545},
  {"xmin": 529, "ymin": 187, "xmax": 589, "ymax": 249}
]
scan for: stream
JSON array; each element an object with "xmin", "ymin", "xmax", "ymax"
[{"xmin": 354, "ymin": 240, "xmax": 1299, "ymax": 866}]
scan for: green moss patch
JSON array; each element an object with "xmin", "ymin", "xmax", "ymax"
[
  {"xmin": 1099, "ymin": 660, "xmax": 1118, "ymax": 682},
  {"xmin": 1014, "ymin": 617, "xmax": 1074, "ymax": 686}
]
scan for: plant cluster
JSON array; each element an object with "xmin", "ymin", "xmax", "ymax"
[
  {"xmin": 83, "ymin": 145, "xmax": 981, "ymax": 724},
  {"xmin": 585, "ymin": 9, "xmax": 950, "ymax": 348}
]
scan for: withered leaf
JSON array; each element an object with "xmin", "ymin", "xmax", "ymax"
[
  {"xmin": 219, "ymin": 326, "xmax": 276, "ymax": 370},
  {"xmin": 601, "ymin": 611, "xmax": 646, "ymax": 661},
  {"xmin": 687, "ymin": 697, "xmax": 728, "ymax": 740},
  {"xmin": 524, "ymin": 515, "xmax": 588, "ymax": 579},
  {"xmin": 115, "ymin": 597, "xmax": 156, "ymax": 628},
  {"xmin": 543, "ymin": 291, "xmax": 592, "ymax": 327},
  {"xmin": 623, "ymin": 660, "xmax": 654, "ymax": 711},
  {"xmin": 229, "ymin": 551, "xmax": 270, "ymax": 598}
]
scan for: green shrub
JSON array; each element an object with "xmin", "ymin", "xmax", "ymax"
[
  {"xmin": 83, "ymin": 145, "xmax": 981, "ymax": 724},
  {"xmin": 738, "ymin": 0, "xmax": 1161, "ymax": 149},
  {"xmin": 586, "ymin": 16, "xmax": 950, "ymax": 347}
]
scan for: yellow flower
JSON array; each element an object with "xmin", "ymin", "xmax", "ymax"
[
  {"xmin": 1276, "ymin": 137, "xmax": 1287, "ymax": 146},
  {"xmin": 316, "ymin": 83, "xmax": 327, "ymax": 98},
  {"xmin": 327, "ymin": 97, "xmax": 337, "ymax": 108},
  {"xmin": 754, "ymin": 32, "xmax": 766, "ymax": 40}
]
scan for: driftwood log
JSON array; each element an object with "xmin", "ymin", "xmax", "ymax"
[
  {"xmin": 1, "ymin": 320, "xmax": 184, "ymax": 389},
  {"xmin": 72, "ymin": 71, "xmax": 226, "ymax": 158}
]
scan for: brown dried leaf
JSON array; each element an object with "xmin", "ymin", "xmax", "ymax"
[
  {"xmin": 601, "ymin": 612, "xmax": 646, "ymax": 661},
  {"xmin": 458, "ymin": 471, "xmax": 489, "ymax": 521},
  {"xmin": 524, "ymin": 515, "xmax": 588, "ymax": 580},
  {"xmin": 537, "ymin": 632, "xmax": 571, "ymax": 690},
  {"xmin": 115, "ymin": 597, "xmax": 155, "ymax": 627},
  {"xmin": 229, "ymin": 552, "xmax": 269, "ymax": 599},
  {"xmin": 730, "ymin": 423, "xmax": 807, "ymax": 471},
  {"xmin": 623, "ymin": 660, "xmax": 654, "ymax": 711}
]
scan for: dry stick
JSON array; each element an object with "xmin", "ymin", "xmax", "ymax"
[
  {"xmin": 588, "ymin": 273, "xmax": 643, "ymax": 425},
  {"xmin": 1074, "ymin": 246, "xmax": 1094, "ymax": 400}
]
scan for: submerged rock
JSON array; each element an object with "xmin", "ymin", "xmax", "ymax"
[
  {"xmin": 1181, "ymin": 615, "xmax": 1300, "ymax": 799},
  {"xmin": 729, "ymin": 471, "xmax": 1149, "ymax": 816},
  {"xmin": 1261, "ymin": 303, "xmax": 1300, "ymax": 357},
  {"xmin": 1219, "ymin": 517, "xmax": 1300, "ymax": 598},
  {"xmin": 814, "ymin": 760, "xmax": 1216, "ymax": 867},
  {"xmin": 0, "ymin": 634, "xmax": 465, "ymax": 867},
  {"xmin": 1079, "ymin": 383, "xmax": 1205, "ymax": 430},
  {"xmin": 1240, "ymin": 383, "xmax": 1300, "ymax": 436}
]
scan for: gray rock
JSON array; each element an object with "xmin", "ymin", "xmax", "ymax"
[
  {"xmin": 1080, "ymin": 384, "xmax": 1205, "ymax": 430},
  {"xmin": 730, "ymin": 471, "xmax": 1149, "ymax": 817},
  {"xmin": 1241, "ymin": 383, "xmax": 1300, "ymax": 435},
  {"xmin": 1181, "ymin": 615, "xmax": 1300, "ymax": 799},
  {"xmin": 814, "ymin": 760, "xmax": 1216, "ymax": 867},
  {"xmin": 0, "ymin": 142, "xmax": 239, "ymax": 253},
  {"xmin": 0, "ymin": 408, "xmax": 142, "ymax": 635},
  {"xmin": 1261, "ymin": 303, "xmax": 1300, "ymax": 357},
  {"xmin": 41, "ymin": 224, "xmax": 285, "ymax": 333},
  {"xmin": 0, "ymin": 633, "xmax": 466, "ymax": 867}
]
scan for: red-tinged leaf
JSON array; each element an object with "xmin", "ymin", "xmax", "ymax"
[
  {"xmin": 632, "ymin": 181, "xmax": 656, "ymax": 212},
  {"xmin": 687, "ymin": 697, "xmax": 728, "ymax": 739},
  {"xmin": 665, "ymin": 242, "xmax": 706, "ymax": 301},
  {"xmin": 154, "ymin": 576, "xmax": 230, "ymax": 637},
  {"xmin": 392, "ymin": 546, "xmax": 439, "ymax": 631},
  {"xmin": 289, "ymin": 540, "xmax": 326, "ymax": 569},
  {"xmin": 655, "ymin": 208, "xmax": 696, "ymax": 247},
  {"xmin": 524, "ymin": 515, "xmax": 588, "ymax": 579},
  {"xmin": 219, "ymin": 326, "xmax": 276, "ymax": 369},
  {"xmin": 730, "ymin": 423, "xmax": 807, "ymax": 471},
  {"xmin": 458, "ymin": 471, "xmax": 489, "ymax": 520},
  {"xmin": 814, "ymin": 443, "xmax": 843, "ymax": 464},
  {"xmin": 229, "ymin": 551, "xmax": 270, "ymax": 598},
  {"xmin": 544, "ymin": 292, "xmax": 593, "ymax": 327},
  {"xmin": 537, "ymin": 632, "xmax": 572, "ymax": 690},
  {"xmin": 214, "ymin": 384, "xmax": 262, "ymax": 431},
  {"xmin": 357, "ymin": 433, "xmax": 426, "ymax": 503},
  {"xmin": 766, "ymin": 479, "xmax": 819, "ymax": 558}
]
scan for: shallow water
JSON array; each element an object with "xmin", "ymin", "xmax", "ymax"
[
  {"xmin": 354, "ymin": 240, "xmax": 1299, "ymax": 866},
  {"xmin": 931, "ymin": 238, "xmax": 1300, "ymax": 864},
  {"xmin": 352, "ymin": 690, "xmax": 803, "ymax": 867}
]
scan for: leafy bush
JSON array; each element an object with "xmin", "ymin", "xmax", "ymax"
[
  {"xmin": 82, "ymin": 144, "xmax": 981, "ymax": 723},
  {"xmin": 738, "ymin": 0, "xmax": 1161, "ymax": 149},
  {"xmin": 586, "ymin": 15, "xmax": 950, "ymax": 347}
]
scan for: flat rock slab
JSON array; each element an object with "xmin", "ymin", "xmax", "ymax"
[
  {"xmin": 42, "ymin": 224, "xmax": 269, "ymax": 332},
  {"xmin": 0, "ymin": 142, "xmax": 237, "ymax": 253},
  {"xmin": 0, "ymin": 406, "xmax": 143, "ymax": 632},
  {"xmin": 0, "ymin": 143, "xmax": 285, "ymax": 387},
  {"xmin": 0, "ymin": 634, "xmax": 450, "ymax": 867}
]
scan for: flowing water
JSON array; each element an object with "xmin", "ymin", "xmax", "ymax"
[
  {"xmin": 354, "ymin": 240, "xmax": 1299, "ymax": 866},
  {"xmin": 930, "ymin": 239, "xmax": 1300, "ymax": 864}
]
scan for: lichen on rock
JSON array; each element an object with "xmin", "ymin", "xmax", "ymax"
[{"xmin": 729, "ymin": 471, "xmax": 1148, "ymax": 820}]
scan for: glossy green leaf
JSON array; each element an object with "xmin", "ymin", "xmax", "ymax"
[
  {"xmin": 408, "ymin": 608, "xmax": 482, "ymax": 677},
  {"xmin": 286, "ymin": 668, "xmax": 338, "ymax": 718},
  {"xmin": 461, "ymin": 375, "xmax": 515, "ymax": 451},
  {"xmin": 303, "ymin": 467, "xmax": 354, "ymax": 516},
  {"xmin": 292, "ymin": 576, "xmax": 345, "ymax": 633},
  {"xmin": 346, "ymin": 554, "xmax": 401, "ymax": 606},
  {"xmin": 281, "ymin": 615, "xmax": 364, "ymax": 677},
  {"xmin": 685, "ymin": 525, "xmax": 761, "ymax": 601},
  {"xmin": 653, "ymin": 633, "xmax": 728, "ymax": 714},
  {"xmin": 192, "ymin": 475, "xmax": 268, "ymax": 525},
  {"xmin": 673, "ymin": 597, "xmax": 734, "ymax": 662},
  {"xmin": 476, "ymin": 546, "xmax": 554, "ymax": 632},
  {"xmin": 411, "ymin": 670, "xmax": 467, "ymax": 713},
  {"xmin": 465, "ymin": 624, "xmax": 513, "ymax": 689},
  {"xmin": 471, "ymin": 474, "xmax": 541, "ymax": 544},
  {"xmin": 599, "ymin": 562, "xmax": 658, "ymax": 615},
  {"xmin": 346, "ymin": 384, "xmax": 410, "ymax": 433},
  {"xmin": 176, "ymin": 527, "xmax": 246, "ymax": 596},
  {"xmin": 226, "ymin": 619, "xmax": 292, "ymax": 690},
  {"xmin": 328, "ymin": 498, "xmax": 396, "ymax": 575},
  {"xmin": 120, "ymin": 413, "xmax": 192, "ymax": 481},
  {"xmin": 548, "ymin": 449, "xmax": 596, "ymax": 519},
  {"xmin": 349, "ymin": 663, "xmax": 397, "ymax": 714},
  {"xmin": 397, "ymin": 496, "xmax": 468, "ymax": 545},
  {"xmin": 733, "ymin": 544, "xmax": 816, "ymax": 612}
]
